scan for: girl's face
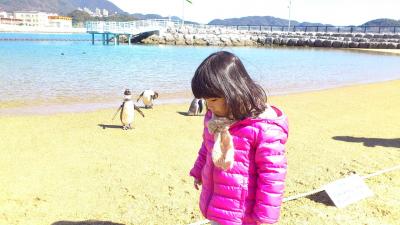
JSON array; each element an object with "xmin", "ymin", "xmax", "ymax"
[{"xmin": 205, "ymin": 97, "xmax": 229, "ymax": 117}]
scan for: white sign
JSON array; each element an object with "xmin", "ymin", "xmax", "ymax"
[{"xmin": 323, "ymin": 174, "xmax": 374, "ymax": 208}]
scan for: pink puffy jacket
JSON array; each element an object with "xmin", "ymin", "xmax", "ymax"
[{"xmin": 190, "ymin": 106, "xmax": 288, "ymax": 225}]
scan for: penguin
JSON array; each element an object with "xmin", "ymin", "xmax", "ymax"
[
  {"xmin": 118, "ymin": 89, "xmax": 145, "ymax": 130},
  {"xmin": 136, "ymin": 89, "xmax": 159, "ymax": 109},
  {"xmin": 198, "ymin": 98, "xmax": 206, "ymax": 114},
  {"xmin": 187, "ymin": 98, "xmax": 206, "ymax": 116}
]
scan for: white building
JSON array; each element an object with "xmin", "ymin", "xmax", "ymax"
[
  {"xmin": 95, "ymin": 8, "xmax": 102, "ymax": 17},
  {"xmin": 13, "ymin": 11, "xmax": 57, "ymax": 27},
  {"xmin": 83, "ymin": 7, "xmax": 94, "ymax": 16},
  {"xmin": 0, "ymin": 17, "xmax": 23, "ymax": 25},
  {"xmin": 102, "ymin": 9, "xmax": 109, "ymax": 17},
  {"xmin": 0, "ymin": 10, "xmax": 81, "ymax": 32},
  {"xmin": 0, "ymin": 11, "xmax": 22, "ymax": 25},
  {"xmin": 76, "ymin": 7, "xmax": 108, "ymax": 17},
  {"xmin": 48, "ymin": 16, "xmax": 72, "ymax": 28},
  {"xmin": 0, "ymin": 11, "xmax": 8, "ymax": 18},
  {"xmin": 11, "ymin": 11, "xmax": 72, "ymax": 28},
  {"xmin": 0, "ymin": 11, "xmax": 14, "ymax": 19}
]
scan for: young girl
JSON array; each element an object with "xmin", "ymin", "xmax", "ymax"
[{"xmin": 189, "ymin": 51, "xmax": 289, "ymax": 225}]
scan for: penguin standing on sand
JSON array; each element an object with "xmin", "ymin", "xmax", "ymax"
[
  {"xmin": 187, "ymin": 98, "xmax": 206, "ymax": 116},
  {"xmin": 136, "ymin": 89, "xmax": 159, "ymax": 108},
  {"xmin": 115, "ymin": 89, "xmax": 145, "ymax": 130}
]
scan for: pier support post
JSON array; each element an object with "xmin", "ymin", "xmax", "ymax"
[
  {"xmin": 91, "ymin": 33, "xmax": 95, "ymax": 45},
  {"xmin": 128, "ymin": 34, "xmax": 132, "ymax": 45},
  {"xmin": 114, "ymin": 34, "xmax": 117, "ymax": 46},
  {"xmin": 106, "ymin": 33, "xmax": 109, "ymax": 45},
  {"xmin": 102, "ymin": 33, "xmax": 105, "ymax": 45}
]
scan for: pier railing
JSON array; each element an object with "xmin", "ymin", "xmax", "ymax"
[
  {"xmin": 226, "ymin": 25, "xmax": 400, "ymax": 34},
  {"xmin": 86, "ymin": 19, "xmax": 400, "ymax": 35},
  {"xmin": 186, "ymin": 24, "xmax": 400, "ymax": 34},
  {"xmin": 86, "ymin": 19, "xmax": 180, "ymax": 34},
  {"xmin": 293, "ymin": 25, "xmax": 399, "ymax": 33}
]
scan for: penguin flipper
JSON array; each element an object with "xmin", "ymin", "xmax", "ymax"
[
  {"xmin": 111, "ymin": 104, "xmax": 123, "ymax": 121},
  {"xmin": 136, "ymin": 92, "xmax": 144, "ymax": 102},
  {"xmin": 134, "ymin": 105, "xmax": 145, "ymax": 117},
  {"xmin": 120, "ymin": 102, "xmax": 126, "ymax": 123}
]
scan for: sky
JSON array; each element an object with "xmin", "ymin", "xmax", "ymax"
[{"xmin": 108, "ymin": 0, "xmax": 400, "ymax": 26}]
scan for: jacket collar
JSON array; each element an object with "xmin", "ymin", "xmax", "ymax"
[{"xmin": 228, "ymin": 105, "xmax": 288, "ymax": 134}]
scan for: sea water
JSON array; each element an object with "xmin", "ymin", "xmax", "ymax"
[{"xmin": 0, "ymin": 33, "xmax": 399, "ymax": 112}]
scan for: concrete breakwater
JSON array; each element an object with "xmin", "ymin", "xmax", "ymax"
[{"xmin": 137, "ymin": 27, "xmax": 400, "ymax": 49}]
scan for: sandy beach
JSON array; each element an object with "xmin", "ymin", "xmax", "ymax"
[{"xmin": 0, "ymin": 80, "xmax": 399, "ymax": 225}]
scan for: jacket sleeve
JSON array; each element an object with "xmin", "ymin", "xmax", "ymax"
[
  {"xmin": 253, "ymin": 125, "xmax": 288, "ymax": 224},
  {"xmin": 189, "ymin": 141, "xmax": 207, "ymax": 181},
  {"xmin": 189, "ymin": 110, "xmax": 212, "ymax": 181}
]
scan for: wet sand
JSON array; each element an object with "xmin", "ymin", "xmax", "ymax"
[{"xmin": 0, "ymin": 80, "xmax": 399, "ymax": 225}]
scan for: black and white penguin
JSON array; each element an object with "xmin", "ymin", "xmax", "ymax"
[
  {"xmin": 136, "ymin": 89, "xmax": 159, "ymax": 109},
  {"xmin": 187, "ymin": 98, "xmax": 206, "ymax": 116},
  {"xmin": 119, "ymin": 89, "xmax": 145, "ymax": 130}
]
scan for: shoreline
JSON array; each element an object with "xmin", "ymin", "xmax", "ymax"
[
  {"xmin": 0, "ymin": 79, "xmax": 398, "ymax": 116},
  {"xmin": 0, "ymin": 25, "xmax": 86, "ymax": 34},
  {"xmin": 349, "ymin": 48, "xmax": 400, "ymax": 55}
]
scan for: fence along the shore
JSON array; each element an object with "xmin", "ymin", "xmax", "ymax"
[
  {"xmin": 85, "ymin": 19, "xmax": 400, "ymax": 34},
  {"xmin": 231, "ymin": 25, "xmax": 400, "ymax": 34}
]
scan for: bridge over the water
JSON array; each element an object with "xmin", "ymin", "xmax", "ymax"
[{"xmin": 86, "ymin": 19, "xmax": 179, "ymax": 45}]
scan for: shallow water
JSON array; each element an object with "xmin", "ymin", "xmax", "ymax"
[{"xmin": 0, "ymin": 33, "xmax": 399, "ymax": 113}]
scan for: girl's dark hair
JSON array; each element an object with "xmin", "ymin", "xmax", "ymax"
[{"xmin": 191, "ymin": 51, "xmax": 267, "ymax": 120}]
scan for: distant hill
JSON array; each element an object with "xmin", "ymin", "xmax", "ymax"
[
  {"xmin": 4, "ymin": 1, "xmax": 398, "ymax": 28},
  {"xmin": 362, "ymin": 18, "xmax": 400, "ymax": 26},
  {"xmin": 68, "ymin": 10, "xmax": 137, "ymax": 25},
  {"xmin": 0, "ymin": 0, "xmax": 126, "ymax": 15},
  {"xmin": 208, "ymin": 16, "xmax": 400, "ymax": 27},
  {"xmin": 131, "ymin": 13, "xmax": 199, "ymax": 24},
  {"xmin": 131, "ymin": 13, "xmax": 165, "ymax": 20},
  {"xmin": 208, "ymin": 16, "xmax": 329, "ymax": 26},
  {"xmin": 297, "ymin": 22, "xmax": 331, "ymax": 26}
]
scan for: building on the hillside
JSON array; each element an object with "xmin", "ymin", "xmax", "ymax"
[
  {"xmin": 83, "ymin": 7, "xmax": 94, "ymax": 16},
  {"xmin": 102, "ymin": 9, "xmax": 109, "ymax": 17},
  {"xmin": 95, "ymin": 8, "xmax": 102, "ymax": 17},
  {"xmin": 13, "ymin": 11, "xmax": 57, "ymax": 26},
  {"xmin": 48, "ymin": 16, "xmax": 72, "ymax": 28},
  {"xmin": 76, "ymin": 7, "xmax": 108, "ymax": 17}
]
